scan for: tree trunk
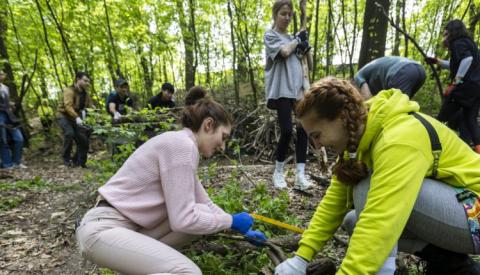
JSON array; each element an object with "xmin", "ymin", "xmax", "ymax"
[
  {"xmin": 402, "ymin": 0, "xmax": 408, "ymax": 56},
  {"xmin": 189, "ymin": 0, "xmax": 200, "ymax": 86},
  {"xmin": 103, "ymin": 0, "xmax": 120, "ymax": 75},
  {"xmin": 45, "ymin": 0, "xmax": 76, "ymax": 75},
  {"xmin": 311, "ymin": 0, "xmax": 320, "ymax": 80},
  {"xmin": 0, "ymin": 8, "xmax": 17, "ymax": 100},
  {"xmin": 137, "ymin": 44, "xmax": 153, "ymax": 96},
  {"xmin": 175, "ymin": 0, "xmax": 195, "ymax": 90},
  {"xmin": 205, "ymin": 31, "xmax": 211, "ymax": 86},
  {"xmin": 227, "ymin": 0, "xmax": 239, "ymax": 103},
  {"xmin": 6, "ymin": 0, "xmax": 25, "ymax": 70},
  {"xmin": 341, "ymin": 0, "xmax": 355, "ymax": 78},
  {"xmin": 469, "ymin": 3, "xmax": 480, "ymax": 38},
  {"xmin": 325, "ymin": 0, "xmax": 333, "ymax": 75},
  {"xmin": 358, "ymin": 0, "xmax": 390, "ymax": 69},
  {"xmin": 392, "ymin": 0, "xmax": 402, "ymax": 56},
  {"xmin": 351, "ymin": 0, "xmax": 358, "ymax": 75},
  {"xmin": 34, "ymin": 0, "xmax": 63, "ymax": 90},
  {"xmin": 233, "ymin": 0, "xmax": 259, "ymax": 106}
]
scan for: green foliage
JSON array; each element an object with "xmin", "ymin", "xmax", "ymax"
[
  {"xmin": 0, "ymin": 195, "xmax": 24, "ymax": 211},
  {"xmin": 0, "ymin": 177, "xmax": 80, "ymax": 212},
  {"xmin": 186, "ymin": 248, "xmax": 271, "ymax": 275},
  {"xmin": 0, "ymin": 177, "xmax": 46, "ymax": 191},
  {"xmin": 85, "ymin": 108, "xmax": 177, "ymax": 187}
]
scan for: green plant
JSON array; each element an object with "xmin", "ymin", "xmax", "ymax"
[{"xmin": 0, "ymin": 196, "xmax": 25, "ymax": 211}]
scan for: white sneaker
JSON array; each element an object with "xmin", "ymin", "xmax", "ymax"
[
  {"xmin": 272, "ymin": 171, "xmax": 287, "ymax": 189},
  {"xmin": 294, "ymin": 173, "xmax": 312, "ymax": 191}
]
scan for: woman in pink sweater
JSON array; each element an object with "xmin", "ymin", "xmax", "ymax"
[{"xmin": 76, "ymin": 95, "xmax": 266, "ymax": 274}]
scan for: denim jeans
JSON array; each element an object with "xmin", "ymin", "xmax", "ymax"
[{"xmin": 0, "ymin": 111, "xmax": 24, "ymax": 168}]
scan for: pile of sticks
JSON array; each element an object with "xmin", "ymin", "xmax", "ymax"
[{"xmin": 191, "ymin": 233, "xmax": 336, "ymax": 275}]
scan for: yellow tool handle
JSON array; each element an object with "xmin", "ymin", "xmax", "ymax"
[{"xmin": 250, "ymin": 213, "xmax": 304, "ymax": 234}]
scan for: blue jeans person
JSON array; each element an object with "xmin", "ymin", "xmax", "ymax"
[{"xmin": 0, "ymin": 111, "xmax": 24, "ymax": 168}]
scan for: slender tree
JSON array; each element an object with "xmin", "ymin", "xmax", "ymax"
[{"xmin": 358, "ymin": 0, "xmax": 390, "ymax": 69}]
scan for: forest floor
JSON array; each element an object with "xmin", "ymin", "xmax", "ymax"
[{"xmin": 0, "ymin": 133, "xmax": 424, "ymax": 274}]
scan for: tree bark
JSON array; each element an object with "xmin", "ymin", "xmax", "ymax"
[
  {"xmin": 34, "ymin": 0, "xmax": 63, "ymax": 90},
  {"xmin": 45, "ymin": 0, "xmax": 76, "ymax": 74},
  {"xmin": 103, "ymin": 0, "xmax": 120, "ymax": 76},
  {"xmin": 233, "ymin": 0, "xmax": 259, "ymax": 106},
  {"xmin": 358, "ymin": 0, "xmax": 390, "ymax": 69},
  {"xmin": 402, "ymin": 0, "xmax": 408, "ymax": 56},
  {"xmin": 0, "ymin": 7, "xmax": 17, "ymax": 100},
  {"xmin": 137, "ymin": 44, "xmax": 153, "ymax": 96},
  {"xmin": 341, "ymin": 0, "xmax": 355, "ymax": 78},
  {"xmin": 6, "ymin": 0, "xmax": 25, "ymax": 70},
  {"xmin": 469, "ymin": 3, "xmax": 480, "ymax": 38},
  {"xmin": 392, "ymin": 0, "xmax": 402, "ymax": 56},
  {"xmin": 189, "ymin": 0, "xmax": 200, "ymax": 85},
  {"xmin": 227, "ymin": 0, "xmax": 239, "ymax": 104},
  {"xmin": 311, "ymin": 0, "xmax": 320, "ymax": 80},
  {"xmin": 325, "ymin": 0, "xmax": 333, "ymax": 75},
  {"xmin": 175, "ymin": 0, "xmax": 195, "ymax": 90}
]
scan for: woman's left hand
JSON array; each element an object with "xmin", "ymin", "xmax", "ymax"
[{"xmin": 244, "ymin": 230, "xmax": 267, "ymax": 246}]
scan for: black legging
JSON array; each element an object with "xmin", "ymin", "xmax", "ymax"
[
  {"xmin": 437, "ymin": 96, "xmax": 480, "ymax": 146},
  {"xmin": 275, "ymin": 98, "xmax": 308, "ymax": 163}
]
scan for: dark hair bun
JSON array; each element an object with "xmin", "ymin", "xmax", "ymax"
[{"xmin": 185, "ymin": 86, "xmax": 207, "ymax": 106}]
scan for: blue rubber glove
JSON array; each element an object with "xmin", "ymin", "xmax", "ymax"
[
  {"xmin": 244, "ymin": 230, "xmax": 267, "ymax": 246},
  {"xmin": 231, "ymin": 212, "xmax": 253, "ymax": 234}
]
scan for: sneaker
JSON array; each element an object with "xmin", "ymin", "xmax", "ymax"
[
  {"xmin": 294, "ymin": 173, "xmax": 313, "ymax": 191},
  {"xmin": 13, "ymin": 164, "xmax": 28, "ymax": 169},
  {"xmin": 272, "ymin": 171, "xmax": 287, "ymax": 189},
  {"xmin": 63, "ymin": 160, "xmax": 73, "ymax": 167}
]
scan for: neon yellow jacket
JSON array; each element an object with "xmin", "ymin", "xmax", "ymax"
[{"xmin": 296, "ymin": 89, "xmax": 480, "ymax": 274}]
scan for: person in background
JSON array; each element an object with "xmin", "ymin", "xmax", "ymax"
[
  {"xmin": 148, "ymin": 82, "xmax": 175, "ymax": 109},
  {"xmin": 57, "ymin": 72, "xmax": 93, "ymax": 168},
  {"xmin": 76, "ymin": 94, "xmax": 266, "ymax": 274},
  {"xmin": 426, "ymin": 19, "xmax": 480, "ymax": 154},
  {"xmin": 0, "ymin": 69, "xmax": 26, "ymax": 169},
  {"xmin": 107, "ymin": 78, "xmax": 133, "ymax": 121},
  {"xmin": 354, "ymin": 56, "xmax": 426, "ymax": 100},
  {"xmin": 264, "ymin": 0, "xmax": 312, "ymax": 190},
  {"xmin": 275, "ymin": 77, "xmax": 480, "ymax": 275}
]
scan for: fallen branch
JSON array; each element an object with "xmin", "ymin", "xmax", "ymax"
[{"xmin": 374, "ymin": 2, "xmax": 444, "ymax": 99}]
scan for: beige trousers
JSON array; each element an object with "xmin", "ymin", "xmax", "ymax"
[{"xmin": 76, "ymin": 206, "xmax": 201, "ymax": 275}]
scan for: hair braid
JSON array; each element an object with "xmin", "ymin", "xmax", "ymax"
[{"xmin": 296, "ymin": 76, "xmax": 368, "ymax": 185}]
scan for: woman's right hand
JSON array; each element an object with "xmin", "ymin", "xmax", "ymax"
[
  {"xmin": 295, "ymin": 30, "xmax": 309, "ymax": 43},
  {"xmin": 275, "ymin": 256, "xmax": 308, "ymax": 275},
  {"xmin": 231, "ymin": 212, "xmax": 253, "ymax": 234},
  {"xmin": 425, "ymin": 56, "xmax": 438, "ymax": 65}
]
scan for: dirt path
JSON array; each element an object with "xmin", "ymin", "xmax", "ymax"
[{"xmin": 0, "ymin": 151, "xmax": 96, "ymax": 275}]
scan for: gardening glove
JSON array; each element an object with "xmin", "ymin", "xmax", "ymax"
[
  {"xmin": 296, "ymin": 40, "xmax": 311, "ymax": 55},
  {"xmin": 425, "ymin": 56, "xmax": 438, "ymax": 65},
  {"xmin": 75, "ymin": 117, "xmax": 83, "ymax": 125},
  {"xmin": 113, "ymin": 111, "xmax": 122, "ymax": 121},
  {"xmin": 244, "ymin": 230, "xmax": 267, "ymax": 246},
  {"xmin": 231, "ymin": 212, "xmax": 253, "ymax": 234},
  {"xmin": 81, "ymin": 109, "xmax": 87, "ymax": 120},
  {"xmin": 275, "ymin": 255, "xmax": 308, "ymax": 275},
  {"xmin": 295, "ymin": 30, "xmax": 308, "ymax": 43},
  {"xmin": 444, "ymin": 83, "xmax": 455, "ymax": 97}
]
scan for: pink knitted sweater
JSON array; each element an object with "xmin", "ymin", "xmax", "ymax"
[{"xmin": 99, "ymin": 128, "xmax": 233, "ymax": 233}]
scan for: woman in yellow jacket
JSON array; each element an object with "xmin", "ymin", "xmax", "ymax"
[{"xmin": 275, "ymin": 77, "xmax": 480, "ymax": 275}]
